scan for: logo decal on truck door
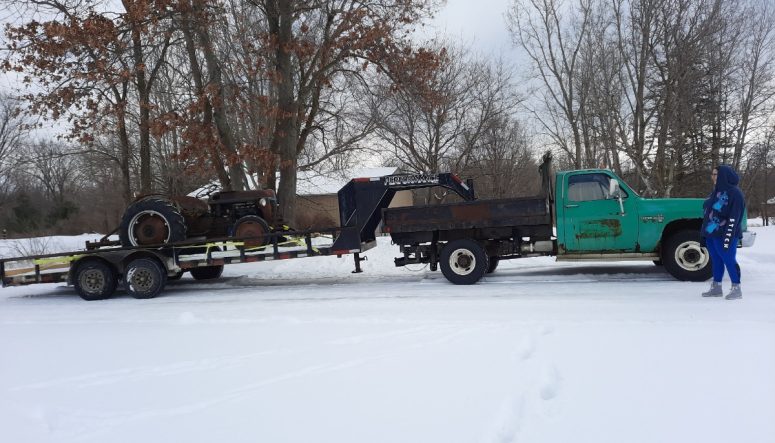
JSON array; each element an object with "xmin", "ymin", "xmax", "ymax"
[{"xmin": 641, "ymin": 215, "xmax": 664, "ymax": 223}]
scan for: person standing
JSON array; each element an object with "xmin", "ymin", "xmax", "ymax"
[{"xmin": 700, "ymin": 165, "xmax": 745, "ymax": 300}]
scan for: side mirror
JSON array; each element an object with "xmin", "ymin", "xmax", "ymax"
[
  {"xmin": 608, "ymin": 179, "xmax": 620, "ymax": 199},
  {"xmin": 609, "ymin": 179, "xmax": 626, "ymax": 216}
]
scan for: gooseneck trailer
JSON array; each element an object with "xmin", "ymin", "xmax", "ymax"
[{"xmin": 0, "ymin": 173, "xmax": 478, "ymax": 300}]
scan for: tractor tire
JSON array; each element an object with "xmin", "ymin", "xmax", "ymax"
[
  {"xmin": 662, "ymin": 229, "xmax": 712, "ymax": 282},
  {"xmin": 124, "ymin": 258, "xmax": 167, "ymax": 299},
  {"xmin": 439, "ymin": 239, "xmax": 489, "ymax": 285},
  {"xmin": 73, "ymin": 259, "xmax": 117, "ymax": 301},
  {"xmin": 119, "ymin": 198, "xmax": 187, "ymax": 247},
  {"xmin": 232, "ymin": 215, "xmax": 271, "ymax": 247}
]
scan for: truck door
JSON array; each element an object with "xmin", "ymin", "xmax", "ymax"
[{"xmin": 563, "ymin": 172, "xmax": 638, "ymax": 252}]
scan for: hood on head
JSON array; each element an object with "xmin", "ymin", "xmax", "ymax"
[{"xmin": 715, "ymin": 164, "xmax": 739, "ymax": 191}]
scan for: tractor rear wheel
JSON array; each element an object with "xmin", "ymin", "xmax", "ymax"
[{"xmin": 119, "ymin": 198, "xmax": 187, "ymax": 247}]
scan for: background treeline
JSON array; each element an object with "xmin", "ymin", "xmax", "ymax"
[{"xmin": 0, "ymin": 0, "xmax": 773, "ymax": 237}]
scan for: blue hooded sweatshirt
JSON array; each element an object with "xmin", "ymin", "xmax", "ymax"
[{"xmin": 701, "ymin": 165, "xmax": 745, "ymax": 250}]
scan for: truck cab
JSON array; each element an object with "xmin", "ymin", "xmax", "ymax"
[{"xmin": 554, "ymin": 169, "xmax": 755, "ymax": 281}]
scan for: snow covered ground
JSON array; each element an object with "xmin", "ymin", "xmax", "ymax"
[{"xmin": 1, "ymin": 225, "xmax": 774, "ymax": 443}]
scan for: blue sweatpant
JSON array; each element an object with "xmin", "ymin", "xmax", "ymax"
[{"xmin": 705, "ymin": 236, "xmax": 740, "ymax": 284}]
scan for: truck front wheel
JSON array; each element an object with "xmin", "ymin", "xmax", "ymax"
[
  {"xmin": 662, "ymin": 230, "xmax": 712, "ymax": 282},
  {"xmin": 440, "ymin": 239, "xmax": 489, "ymax": 285}
]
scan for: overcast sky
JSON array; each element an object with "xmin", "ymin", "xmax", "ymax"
[{"xmin": 429, "ymin": 0, "xmax": 517, "ymax": 56}]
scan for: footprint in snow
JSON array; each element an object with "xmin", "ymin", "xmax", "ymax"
[
  {"xmin": 514, "ymin": 335, "xmax": 536, "ymax": 361},
  {"xmin": 539, "ymin": 365, "xmax": 561, "ymax": 401}
]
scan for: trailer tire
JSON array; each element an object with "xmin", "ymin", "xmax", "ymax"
[
  {"xmin": 440, "ymin": 239, "xmax": 489, "ymax": 285},
  {"xmin": 662, "ymin": 230, "xmax": 712, "ymax": 282},
  {"xmin": 190, "ymin": 265, "xmax": 224, "ymax": 280},
  {"xmin": 487, "ymin": 257, "xmax": 500, "ymax": 274},
  {"xmin": 73, "ymin": 259, "xmax": 117, "ymax": 301},
  {"xmin": 232, "ymin": 215, "xmax": 270, "ymax": 247},
  {"xmin": 119, "ymin": 198, "xmax": 187, "ymax": 247},
  {"xmin": 124, "ymin": 258, "xmax": 167, "ymax": 299}
]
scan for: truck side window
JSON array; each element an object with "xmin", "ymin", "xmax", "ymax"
[{"xmin": 567, "ymin": 174, "xmax": 610, "ymax": 202}]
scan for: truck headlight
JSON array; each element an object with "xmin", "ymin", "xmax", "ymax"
[{"xmin": 259, "ymin": 198, "xmax": 267, "ymax": 207}]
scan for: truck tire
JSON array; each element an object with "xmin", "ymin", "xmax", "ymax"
[
  {"xmin": 73, "ymin": 259, "xmax": 117, "ymax": 301},
  {"xmin": 440, "ymin": 239, "xmax": 489, "ymax": 285},
  {"xmin": 119, "ymin": 198, "xmax": 187, "ymax": 247},
  {"xmin": 233, "ymin": 215, "xmax": 270, "ymax": 247},
  {"xmin": 124, "ymin": 258, "xmax": 167, "ymax": 299},
  {"xmin": 662, "ymin": 230, "xmax": 712, "ymax": 282},
  {"xmin": 190, "ymin": 265, "xmax": 224, "ymax": 280},
  {"xmin": 487, "ymin": 257, "xmax": 500, "ymax": 274}
]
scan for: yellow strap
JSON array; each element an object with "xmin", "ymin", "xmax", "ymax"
[{"xmin": 33, "ymin": 255, "xmax": 82, "ymax": 266}]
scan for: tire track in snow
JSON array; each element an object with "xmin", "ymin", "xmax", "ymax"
[{"xmin": 15, "ymin": 325, "xmax": 489, "ymax": 440}]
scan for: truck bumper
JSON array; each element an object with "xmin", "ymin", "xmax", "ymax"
[{"xmin": 740, "ymin": 230, "xmax": 756, "ymax": 248}]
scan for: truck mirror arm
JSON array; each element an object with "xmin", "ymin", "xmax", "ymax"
[{"xmin": 608, "ymin": 179, "xmax": 626, "ymax": 216}]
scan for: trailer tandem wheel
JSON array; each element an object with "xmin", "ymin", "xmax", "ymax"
[
  {"xmin": 73, "ymin": 259, "xmax": 118, "ymax": 301},
  {"xmin": 124, "ymin": 258, "xmax": 167, "ymax": 299},
  {"xmin": 440, "ymin": 239, "xmax": 490, "ymax": 285}
]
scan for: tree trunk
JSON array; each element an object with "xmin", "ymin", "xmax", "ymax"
[
  {"xmin": 116, "ymin": 106, "xmax": 132, "ymax": 203},
  {"xmin": 130, "ymin": 24, "xmax": 152, "ymax": 194},
  {"xmin": 180, "ymin": 9, "xmax": 232, "ymax": 190},
  {"xmin": 267, "ymin": 0, "xmax": 299, "ymax": 226},
  {"xmin": 192, "ymin": 0, "xmax": 246, "ymax": 191}
]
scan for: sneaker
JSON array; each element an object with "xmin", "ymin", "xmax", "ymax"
[
  {"xmin": 725, "ymin": 284, "xmax": 742, "ymax": 300},
  {"xmin": 702, "ymin": 281, "xmax": 723, "ymax": 297}
]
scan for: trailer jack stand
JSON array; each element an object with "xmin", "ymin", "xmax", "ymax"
[{"xmin": 352, "ymin": 253, "xmax": 367, "ymax": 273}]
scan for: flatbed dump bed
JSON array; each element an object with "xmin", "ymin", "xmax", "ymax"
[{"xmin": 384, "ymin": 196, "xmax": 551, "ymax": 235}]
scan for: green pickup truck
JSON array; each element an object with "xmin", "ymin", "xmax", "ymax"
[{"xmin": 383, "ymin": 154, "xmax": 757, "ymax": 284}]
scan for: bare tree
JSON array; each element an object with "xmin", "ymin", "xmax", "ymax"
[
  {"xmin": 0, "ymin": 95, "xmax": 28, "ymax": 209},
  {"xmin": 730, "ymin": 0, "xmax": 775, "ymax": 169},
  {"xmin": 507, "ymin": 0, "xmax": 594, "ymax": 168}
]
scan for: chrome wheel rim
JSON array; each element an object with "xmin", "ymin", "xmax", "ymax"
[
  {"xmin": 449, "ymin": 248, "xmax": 476, "ymax": 275},
  {"xmin": 674, "ymin": 241, "xmax": 709, "ymax": 272}
]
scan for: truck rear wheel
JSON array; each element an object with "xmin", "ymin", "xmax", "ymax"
[
  {"xmin": 487, "ymin": 257, "xmax": 500, "ymax": 274},
  {"xmin": 124, "ymin": 258, "xmax": 167, "ymax": 299},
  {"xmin": 440, "ymin": 239, "xmax": 489, "ymax": 285},
  {"xmin": 119, "ymin": 198, "xmax": 187, "ymax": 247},
  {"xmin": 662, "ymin": 230, "xmax": 712, "ymax": 281},
  {"xmin": 73, "ymin": 259, "xmax": 117, "ymax": 301}
]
